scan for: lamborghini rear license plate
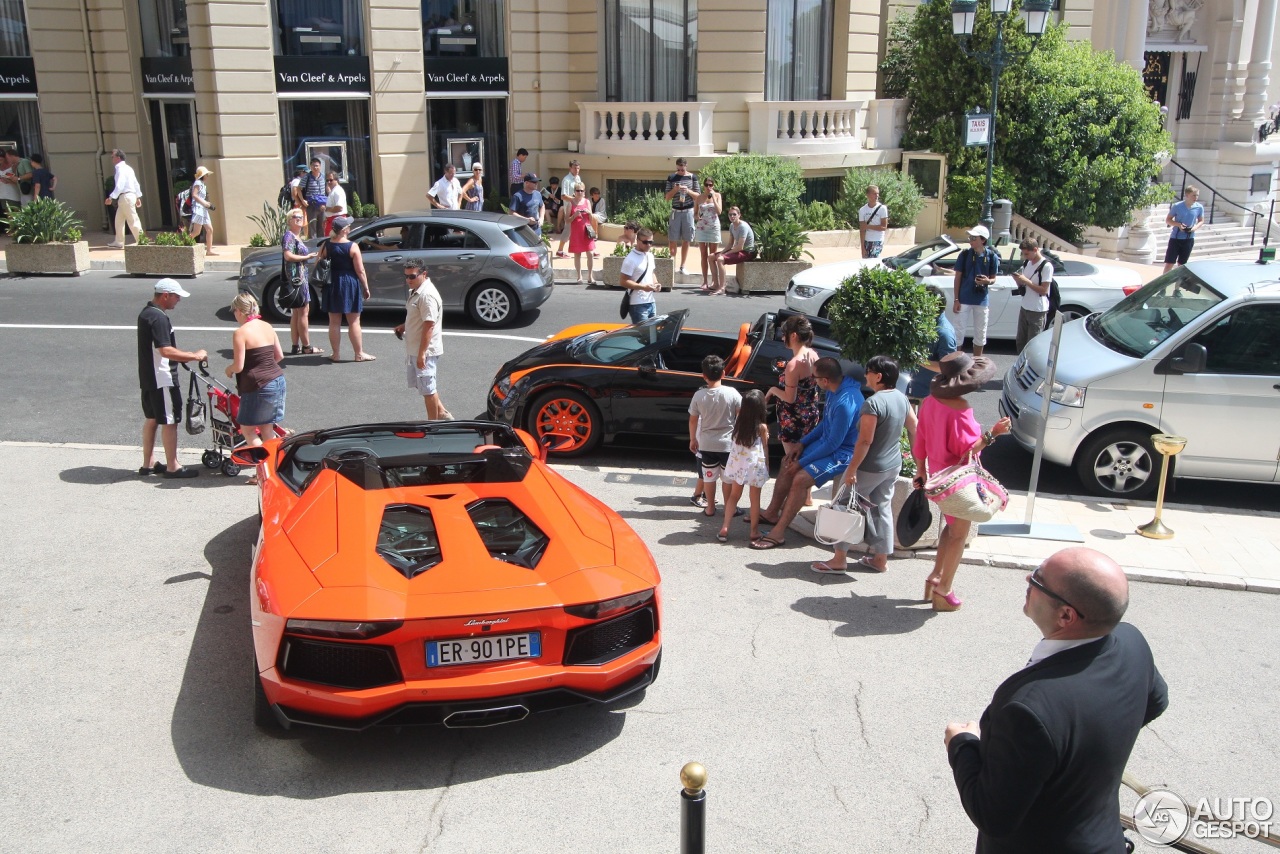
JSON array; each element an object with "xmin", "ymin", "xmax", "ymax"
[{"xmin": 426, "ymin": 632, "xmax": 542, "ymax": 667}]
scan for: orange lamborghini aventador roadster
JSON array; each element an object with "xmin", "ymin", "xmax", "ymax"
[{"xmin": 241, "ymin": 421, "xmax": 662, "ymax": 731}]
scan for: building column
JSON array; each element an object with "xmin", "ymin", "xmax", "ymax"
[
  {"xmin": 1122, "ymin": 0, "xmax": 1149, "ymax": 71},
  {"xmin": 1243, "ymin": 0, "xmax": 1280, "ymax": 121}
]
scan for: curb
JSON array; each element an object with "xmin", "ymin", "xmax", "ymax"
[{"xmin": 0, "ymin": 260, "xmax": 242, "ymax": 274}]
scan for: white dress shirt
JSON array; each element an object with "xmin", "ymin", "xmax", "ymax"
[
  {"xmin": 1025, "ymin": 636, "xmax": 1101, "ymax": 668},
  {"xmin": 111, "ymin": 160, "xmax": 143, "ymax": 199}
]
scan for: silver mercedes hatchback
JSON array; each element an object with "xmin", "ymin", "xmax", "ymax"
[{"xmin": 238, "ymin": 209, "xmax": 553, "ymax": 328}]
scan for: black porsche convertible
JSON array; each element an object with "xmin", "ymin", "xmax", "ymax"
[{"xmin": 485, "ymin": 309, "xmax": 861, "ymax": 457}]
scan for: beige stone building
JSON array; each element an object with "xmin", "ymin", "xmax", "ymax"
[{"xmin": 5, "ymin": 0, "xmax": 1279, "ymax": 246}]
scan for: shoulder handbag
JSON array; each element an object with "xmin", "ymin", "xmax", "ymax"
[
  {"xmin": 923, "ymin": 452, "xmax": 1008, "ymax": 523},
  {"xmin": 278, "ymin": 234, "xmax": 308, "ymax": 309},
  {"xmin": 619, "ymin": 258, "xmax": 649, "ymax": 319},
  {"xmin": 312, "ymin": 243, "xmax": 331, "ymax": 285},
  {"xmin": 184, "ymin": 370, "xmax": 207, "ymax": 436},
  {"xmin": 814, "ymin": 483, "xmax": 867, "ymax": 545}
]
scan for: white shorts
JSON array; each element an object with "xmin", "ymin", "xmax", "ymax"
[
  {"xmin": 955, "ymin": 304, "xmax": 990, "ymax": 347},
  {"xmin": 406, "ymin": 354, "xmax": 439, "ymax": 395}
]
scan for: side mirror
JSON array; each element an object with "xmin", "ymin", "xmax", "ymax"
[
  {"xmin": 638, "ymin": 357, "xmax": 658, "ymax": 376},
  {"xmin": 230, "ymin": 446, "xmax": 270, "ymax": 467},
  {"xmin": 1169, "ymin": 342, "xmax": 1207, "ymax": 374}
]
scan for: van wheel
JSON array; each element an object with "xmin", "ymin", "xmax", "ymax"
[{"xmin": 1075, "ymin": 428, "xmax": 1160, "ymax": 500}]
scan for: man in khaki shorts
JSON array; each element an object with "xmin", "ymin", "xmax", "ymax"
[{"xmin": 394, "ymin": 258, "xmax": 453, "ymax": 421}]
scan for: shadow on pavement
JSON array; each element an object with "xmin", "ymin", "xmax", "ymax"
[
  {"xmin": 60, "ymin": 465, "xmax": 242, "ymax": 489},
  {"xmin": 171, "ymin": 515, "xmax": 627, "ymax": 796},
  {"xmin": 791, "ymin": 593, "xmax": 936, "ymax": 637}
]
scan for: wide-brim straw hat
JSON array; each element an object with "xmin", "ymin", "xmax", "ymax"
[{"xmin": 930, "ymin": 351, "xmax": 997, "ymax": 399}]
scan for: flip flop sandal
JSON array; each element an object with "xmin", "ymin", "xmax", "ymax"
[
  {"xmin": 810, "ymin": 561, "xmax": 848, "ymax": 574},
  {"xmin": 857, "ymin": 556, "xmax": 888, "ymax": 573},
  {"xmin": 301, "ymin": 345, "xmax": 324, "ymax": 355},
  {"xmin": 750, "ymin": 535, "xmax": 785, "ymax": 550}
]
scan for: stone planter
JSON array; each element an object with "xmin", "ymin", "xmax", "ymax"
[
  {"xmin": 734, "ymin": 259, "xmax": 812, "ymax": 294},
  {"xmin": 5, "ymin": 241, "xmax": 90, "ymax": 275},
  {"xmin": 599, "ymin": 254, "xmax": 675, "ymax": 291},
  {"xmin": 125, "ymin": 244, "xmax": 206, "ymax": 277},
  {"xmin": 597, "ymin": 222, "xmax": 625, "ymax": 242},
  {"xmin": 805, "ymin": 226, "xmax": 915, "ymax": 248}
]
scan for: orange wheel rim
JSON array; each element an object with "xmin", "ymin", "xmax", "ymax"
[{"xmin": 535, "ymin": 398, "xmax": 592, "ymax": 450}]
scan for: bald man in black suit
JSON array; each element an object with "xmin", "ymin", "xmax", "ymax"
[{"xmin": 945, "ymin": 547, "xmax": 1168, "ymax": 853}]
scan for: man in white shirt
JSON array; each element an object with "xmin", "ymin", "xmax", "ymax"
[
  {"xmin": 394, "ymin": 259, "xmax": 453, "ymax": 421},
  {"xmin": 324, "ymin": 172, "xmax": 347, "ymax": 236},
  {"xmin": 427, "ymin": 164, "xmax": 462, "ymax": 210},
  {"xmin": 858, "ymin": 184, "xmax": 889, "ymax": 259},
  {"xmin": 619, "ymin": 227, "xmax": 663, "ymax": 324},
  {"xmin": 105, "ymin": 148, "xmax": 146, "ymax": 248},
  {"xmin": 555, "ymin": 160, "xmax": 582, "ymax": 258},
  {"xmin": 1012, "ymin": 237, "xmax": 1054, "ymax": 353}
]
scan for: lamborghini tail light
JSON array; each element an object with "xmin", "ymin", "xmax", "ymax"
[
  {"xmin": 285, "ymin": 619, "xmax": 403, "ymax": 639},
  {"xmin": 565, "ymin": 589, "xmax": 655, "ymax": 621}
]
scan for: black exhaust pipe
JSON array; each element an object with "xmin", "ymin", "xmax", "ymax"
[{"xmin": 442, "ymin": 704, "xmax": 530, "ymax": 728}]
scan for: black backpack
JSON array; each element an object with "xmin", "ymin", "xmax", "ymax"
[{"xmin": 277, "ymin": 182, "xmax": 293, "ymax": 208}]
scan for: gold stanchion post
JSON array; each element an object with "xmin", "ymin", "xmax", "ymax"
[{"xmin": 1137, "ymin": 435, "xmax": 1186, "ymax": 540}]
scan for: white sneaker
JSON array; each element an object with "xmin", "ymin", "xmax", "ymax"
[
  {"xmin": 678, "ymin": 267, "xmax": 687, "ymax": 276},
  {"xmin": 107, "ymin": 242, "xmax": 124, "ymax": 249}
]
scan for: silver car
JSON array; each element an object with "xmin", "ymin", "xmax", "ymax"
[{"xmin": 238, "ymin": 210, "xmax": 554, "ymax": 327}]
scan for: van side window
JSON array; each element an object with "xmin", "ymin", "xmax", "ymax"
[{"xmin": 1188, "ymin": 305, "xmax": 1280, "ymax": 375}]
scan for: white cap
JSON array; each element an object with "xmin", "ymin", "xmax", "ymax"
[
  {"xmin": 154, "ymin": 278, "xmax": 191, "ymax": 298},
  {"xmin": 967, "ymin": 224, "xmax": 990, "ymax": 241}
]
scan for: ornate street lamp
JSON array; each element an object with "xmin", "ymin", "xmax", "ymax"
[{"xmin": 950, "ymin": 0, "xmax": 1053, "ymax": 233}]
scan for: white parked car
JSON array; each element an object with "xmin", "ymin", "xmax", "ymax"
[{"xmin": 785, "ymin": 236, "xmax": 1145, "ymax": 340}]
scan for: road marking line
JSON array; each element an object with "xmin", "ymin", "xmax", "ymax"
[{"xmin": 0, "ymin": 323, "xmax": 543, "ymax": 343}]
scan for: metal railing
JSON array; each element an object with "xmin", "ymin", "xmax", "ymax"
[{"xmin": 1167, "ymin": 158, "xmax": 1275, "ymax": 247}]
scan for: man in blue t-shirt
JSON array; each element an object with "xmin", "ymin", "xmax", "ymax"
[
  {"xmin": 952, "ymin": 224, "xmax": 1000, "ymax": 357},
  {"xmin": 510, "ymin": 173, "xmax": 544, "ymax": 229},
  {"xmin": 907, "ymin": 285, "xmax": 958, "ymax": 400},
  {"xmin": 1163, "ymin": 186, "xmax": 1204, "ymax": 273}
]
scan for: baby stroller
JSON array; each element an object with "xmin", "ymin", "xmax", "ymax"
[{"xmin": 184, "ymin": 361, "xmax": 285, "ymax": 477}]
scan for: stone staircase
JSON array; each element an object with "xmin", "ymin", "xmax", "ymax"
[{"xmin": 1186, "ymin": 221, "xmax": 1269, "ymax": 260}]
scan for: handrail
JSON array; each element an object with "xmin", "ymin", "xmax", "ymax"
[{"xmin": 1167, "ymin": 157, "xmax": 1275, "ymax": 247}]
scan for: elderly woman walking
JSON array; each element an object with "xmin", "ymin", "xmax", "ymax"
[
  {"xmin": 912, "ymin": 352, "xmax": 1010, "ymax": 610},
  {"xmin": 812, "ymin": 355, "xmax": 916, "ymax": 574}
]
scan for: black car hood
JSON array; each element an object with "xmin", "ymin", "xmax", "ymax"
[{"xmin": 499, "ymin": 335, "xmax": 585, "ymax": 374}]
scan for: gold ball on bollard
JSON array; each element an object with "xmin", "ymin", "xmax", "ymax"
[
  {"xmin": 1152, "ymin": 434, "xmax": 1187, "ymax": 456},
  {"xmin": 680, "ymin": 761, "xmax": 707, "ymax": 794}
]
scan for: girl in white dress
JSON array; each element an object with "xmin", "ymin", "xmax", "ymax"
[{"xmin": 720, "ymin": 389, "xmax": 770, "ymax": 542}]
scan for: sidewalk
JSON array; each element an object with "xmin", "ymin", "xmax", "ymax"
[
  {"xmin": 787, "ymin": 488, "xmax": 1280, "ymax": 595},
  {"xmin": 0, "ymin": 229, "xmax": 243, "ymax": 273}
]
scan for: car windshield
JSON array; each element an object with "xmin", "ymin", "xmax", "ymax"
[
  {"xmin": 883, "ymin": 237, "xmax": 953, "ymax": 270},
  {"xmin": 504, "ymin": 224, "xmax": 542, "ymax": 249},
  {"xmin": 1088, "ymin": 267, "xmax": 1225, "ymax": 358},
  {"xmin": 585, "ymin": 313, "xmax": 682, "ymax": 364}
]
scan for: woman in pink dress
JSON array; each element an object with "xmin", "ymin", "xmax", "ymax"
[
  {"xmin": 567, "ymin": 183, "xmax": 598, "ymax": 284},
  {"xmin": 911, "ymin": 352, "xmax": 1011, "ymax": 611}
]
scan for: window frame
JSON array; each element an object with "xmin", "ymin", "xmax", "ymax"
[
  {"xmin": 603, "ymin": 0, "xmax": 699, "ymax": 103},
  {"xmin": 763, "ymin": 0, "xmax": 833, "ymax": 102}
]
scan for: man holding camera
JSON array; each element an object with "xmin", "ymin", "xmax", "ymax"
[
  {"xmin": 1163, "ymin": 186, "xmax": 1203, "ymax": 273},
  {"xmin": 952, "ymin": 224, "xmax": 1000, "ymax": 358}
]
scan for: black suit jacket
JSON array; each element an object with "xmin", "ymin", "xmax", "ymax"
[{"xmin": 948, "ymin": 623, "xmax": 1168, "ymax": 853}]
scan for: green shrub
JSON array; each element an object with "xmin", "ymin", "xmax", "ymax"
[
  {"xmin": 754, "ymin": 218, "xmax": 813, "ymax": 263},
  {"xmin": 248, "ymin": 233, "xmax": 269, "ymax": 247},
  {"xmin": 349, "ymin": 192, "xmax": 379, "ymax": 219},
  {"xmin": 835, "ymin": 167, "xmax": 924, "ymax": 230},
  {"xmin": 610, "ymin": 241, "xmax": 630, "ymax": 257},
  {"xmin": 697, "ymin": 154, "xmax": 804, "ymax": 225},
  {"xmin": 653, "ymin": 246, "xmax": 672, "ymax": 259},
  {"xmin": 612, "ymin": 191, "xmax": 670, "ymax": 234},
  {"xmin": 1, "ymin": 197, "xmax": 83, "ymax": 243},
  {"xmin": 827, "ymin": 266, "xmax": 939, "ymax": 368},
  {"xmin": 248, "ymin": 201, "xmax": 289, "ymax": 246},
  {"xmin": 140, "ymin": 230, "xmax": 198, "ymax": 247},
  {"xmin": 944, "ymin": 168, "xmax": 1018, "ymax": 228},
  {"xmin": 799, "ymin": 200, "xmax": 837, "ymax": 232}
]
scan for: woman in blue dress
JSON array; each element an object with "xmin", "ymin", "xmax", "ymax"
[
  {"xmin": 320, "ymin": 215, "xmax": 375, "ymax": 362},
  {"xmin": 461, "ymin": 164, "xmax": 485, "ymax": 211}
]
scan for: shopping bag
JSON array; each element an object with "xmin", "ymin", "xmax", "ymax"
[
  {"xmin": 923, "ymin": 454, "xmax": 1008, "ymax": 523},
  {"xmin": 814, "ymin": 482, "xmax": 867, "ymax": 545}
]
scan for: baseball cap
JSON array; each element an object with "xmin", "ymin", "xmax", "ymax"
[
  {"xmin": 523, "ymin": 173, "xmax": 540, "ymax": 183},
  {"xmin": 967, "ymin": 225, "xmax": 990, "ymax": 240},
  {"xmin": 294, "ymin": 163, "xmax": 307, "ymax": 171},
  {"xmin": 154, "ymin": 278, "xmax": 190, "ymax": 298},
  {"xmin": 332, "ymin": 215, "xmax": 354, "ymax": 232}
]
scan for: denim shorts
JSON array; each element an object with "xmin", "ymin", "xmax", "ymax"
[{"xmin": 237, "ymin": 375, "xmax": 286, "ymax": 426}]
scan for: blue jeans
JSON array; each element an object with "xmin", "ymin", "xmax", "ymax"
[{"xmin": 628, "ymin": 302, "xmax": 656, "ymax": 324}]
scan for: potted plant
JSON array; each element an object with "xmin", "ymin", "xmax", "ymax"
[
  {"xmin": 826, "ymin": 265, "xmax": 955, "ymax": 550},
  {"xmin": 735, "ymin": 217, "xmax": 813, "ymax": 293},
  {"xmin": 125, "ymin": 229, "xmax": 205, "ymax": 277},
  {"xmin": 2, "ymin": 198, "xmax": 90, "ymax": 275},
  {"xmin": 599, "ymin": 241, "xmax": 674, "ymax": 291}
]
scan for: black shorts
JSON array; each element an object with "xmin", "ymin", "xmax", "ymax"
[
  {"xmin": 699, "ymin": 450, "xmax": 729, "ymax": 480},
  {"xmin": 141, "ymin": 386, "xmax": 182, "ymax": 425},
  {"xmin": 1164, "ymin": 237, "xmax": 1194, "ymax": 265}
]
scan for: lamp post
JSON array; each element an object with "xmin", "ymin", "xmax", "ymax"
[{"xmin": 950, "ymin": 0, "xmax": 1053, "ymax": 233}]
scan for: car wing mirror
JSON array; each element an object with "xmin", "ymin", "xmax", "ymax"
[
  {"xmin": 230, "ymin": 446, "xmax": 270, "ymax": 467},
  {"xmin": 1170, "ymin": 342, "xmax": 1207, "ymax": 374},
  {"xmin": 538, "ymin": 433, "xmax": 575, "ymax": 462},
  {"xmin": 638, "ymin": 356, "xmax": 658, "ymax": 376}
]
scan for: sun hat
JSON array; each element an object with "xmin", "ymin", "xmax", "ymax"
[
  {"xmin": 154, "ymin": 278, "xmax": 191, "ymax": 298},
  {"xmin": 194, "ymin": 166, "xmax": 213, "ymax": 180},
  {"xmin": 929, "ymin": 351, "xmax": 997, "ymax": 399}
]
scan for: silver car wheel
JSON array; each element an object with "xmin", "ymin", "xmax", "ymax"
[
  {"xmin": 469, "ymin": 283, "xmax": 515, "ymax": 327},
  {"xmin": 1079, "ymin": 431, "xmax": 1158, "ymax": 498}
]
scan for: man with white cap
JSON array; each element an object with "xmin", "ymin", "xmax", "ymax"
[
  {"xmin": 952, "ymin": 224, "xmax": 1000, "ymax": 358},
  {"xmin": 137, "ymin": 279, "xmax": 207, "ymax": 479},
  {"xmin": 188, "ymin": 165, "xmax": 219, "ymax": 255}
]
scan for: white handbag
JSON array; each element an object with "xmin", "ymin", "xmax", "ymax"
[{"xmin": 813, "ymin": 483, "xmax": 867, "ymax": 546}]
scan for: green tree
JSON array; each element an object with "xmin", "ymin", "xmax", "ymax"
[
  {"xmin": 897, "ymin": 2, "xmax": 1170, "ymax": 241},
  {"xmin": 827, "ymin": 267, "xmax": 939, "ymax": 369}
]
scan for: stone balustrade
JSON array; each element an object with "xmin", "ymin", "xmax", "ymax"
[{"xmin": 578, "ymin": 102, "xmax": 716, "ymax": 157}]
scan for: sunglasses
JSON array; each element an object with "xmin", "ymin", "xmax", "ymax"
[
  {"xmin": 403, "ymin": 272, "xmax": 424, "ymax": 279},
  {"xmin": 1028, "ymin": 566, "xmax": 1087, "ymax": 620},
  {"xmin": 638, "ymin": 239, "xmax": 653, "ymax": 245}
]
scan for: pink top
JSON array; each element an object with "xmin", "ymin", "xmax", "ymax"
[{"xmin": 913, "ymin": 396, "xmax": 982, "ymax": 474}]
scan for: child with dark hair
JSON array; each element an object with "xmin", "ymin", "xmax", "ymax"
[
  {"xmin": 688, "ymin": 354, "xmax": 741, "ymax": 520},
  {"xmin": 719, "ymin": 389, "xmax": 770, "ymax": 542}
]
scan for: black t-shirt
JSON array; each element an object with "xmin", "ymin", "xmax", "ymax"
[
  {"xmin": 666, "ymin": 172, "xmax": 697, "ymax": 210},
  {"xmin": 137, "ymin": 302, "xmax": 177, "ymax": 391},
  {"xmin": 31, "ymin": 167, "xmax": 54, "ymax": 199}
]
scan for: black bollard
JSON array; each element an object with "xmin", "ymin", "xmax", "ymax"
[{"xmin": 680, "ymin": 761, "xmax": 707, "ymax": 854}]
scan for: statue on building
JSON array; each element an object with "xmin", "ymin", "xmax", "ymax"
[
  {"xmin": 1148, "ymin": 0, "xmax": 1169, "ymax": 35},
  {"xmin": 1148, "ymin": 0, "xmax": 1200, "ymax": 42}
]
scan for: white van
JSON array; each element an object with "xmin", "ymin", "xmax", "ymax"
[{"xmin": 1000, "ymin": 260, "xmax": 1280, "ymax": 499}]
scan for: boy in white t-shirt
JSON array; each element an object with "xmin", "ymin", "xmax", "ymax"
[
  {"xmin": 858, "ymin": 185, "xmax": 889, "ymax": 259},
  {"xmin": 688, "ymin": 354, "xmax": 742, "ymax": 520},
  {"xmin": 1012, "ymin": 237, "xmax": 1054, "ymax": 353}
]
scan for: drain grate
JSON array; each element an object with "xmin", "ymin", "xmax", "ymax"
[{"xmin": 604, "ymin": 472, "xmax": 696, "ymax": 487}]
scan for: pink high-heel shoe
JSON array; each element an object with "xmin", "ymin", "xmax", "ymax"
[
  {"xmin": 932, "ymin": 589, "xmax": 963, "ymax": 612},
  {"xmin": 923, "ymin": 576, "xmax": 941, "ymax": 602}
]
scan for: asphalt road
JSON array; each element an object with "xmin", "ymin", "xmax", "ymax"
[{"xmin": 0, "ymin": 270, "xmax": 1273, "ymax": 510}]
